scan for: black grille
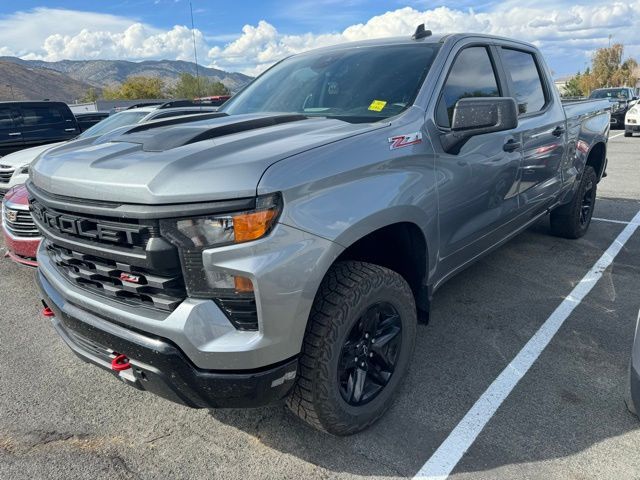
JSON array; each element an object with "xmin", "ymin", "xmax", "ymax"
[
  {"xmin": 214, "ymin": 295, "xmax": 258, "ymax": 331},
  {"xmin": 30, "ymin": 199, "xmax": 154, "ymax": 250},
  {"xmin": 46, "ymin": 242, "xmax": 186, "ymax": 311},
  {"xmin": 0, "ymin": 167, "xmax": 13, "ymax": 184},
  {"xmin": 3, "ymin": 206, "xmax": 39, "ymax": 237}
]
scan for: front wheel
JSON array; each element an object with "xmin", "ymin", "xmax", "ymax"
[
  {"xmin": 287, "ymin": 261, "xmax": 417, "ymax": 435},
  {"xmin": 550, "ymin": 165, "xmax": 597, "ymax": 239}
]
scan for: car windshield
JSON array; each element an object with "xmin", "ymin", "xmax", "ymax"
[
  {"xmin": 79, "ymin": 110, "xmax": 149, "ymax": 138},
  {"xmin": 589, "ymin": 88, "xmax": 629, "ymax": 99},
  {"xmin": 222, "ymin": 44, "xmax": 441, "ymax": 123}
]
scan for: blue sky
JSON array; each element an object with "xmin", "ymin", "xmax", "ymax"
[{"xmin": 0, "ymin": 1, "xmax": 637, "ymax": 77}]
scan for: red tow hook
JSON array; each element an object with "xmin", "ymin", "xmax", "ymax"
[
  {"xmin": 111, "ymin": 353, "xmax": 132, "ymax": 371},
  {"xmin": 42, "ymin": 307, "xmax": 55, "ymax": 318}
]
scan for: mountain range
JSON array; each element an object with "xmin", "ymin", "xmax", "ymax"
[{"xmin": 0, "ymin": 57, "xmax": 252, "ymax": 103}]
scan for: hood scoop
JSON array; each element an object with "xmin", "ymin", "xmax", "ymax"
[{"xmin": 118, "ymin": 113, "xmax": 308, "ymax": 152}]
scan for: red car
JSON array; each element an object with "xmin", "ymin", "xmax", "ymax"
[{"xmin": 2, "ymin": 184, "xmax": 40, "ymax": 266}]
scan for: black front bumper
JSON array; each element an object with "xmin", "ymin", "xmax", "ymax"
[{"xmin": 37, "ymin": 272, "xmax": 298, "ymax": 409}]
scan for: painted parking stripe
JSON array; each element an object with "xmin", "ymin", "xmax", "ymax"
[
  {"xmin": 609, "ymin": 132, "xmax": 625, "ymax": 139},
  {"xmin": 414, "ymin": 209, "xmax": 640, "ymax": 480},
  {"xmin": 593, "ymin": 217, "xmax": 640, "ymax": 226}
]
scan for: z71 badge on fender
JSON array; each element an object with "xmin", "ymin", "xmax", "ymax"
[{"xmin": 388, "ymin": 132, "xmax": 423, "ymax": 150}]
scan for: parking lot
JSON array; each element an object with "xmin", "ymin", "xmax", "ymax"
[{"xmin": 0, "ymin": 131, "xmax": 638, "ymax": 480}]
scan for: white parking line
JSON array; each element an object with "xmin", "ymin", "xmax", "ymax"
[
  {"xmin": 593, "ymin": 217, "xmax": 640, "ymax": 226},
  {"xmin": 609, "ymin": 132, "xmax": 625, "ymax": 139},
  {"xmin": 414, "ymin": 209, "xmax": 640, "ymax": 480}
]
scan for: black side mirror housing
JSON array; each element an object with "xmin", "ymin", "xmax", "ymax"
[{"xmin": 441, "ymin": 97, "xmax": 519, "ymax": 153}]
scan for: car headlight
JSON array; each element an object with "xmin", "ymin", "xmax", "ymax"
[
  {"xmin": 629, "ymin": 107, "xmax": 639, "ymax": 115},
  {"xmin": 159, "ymin": 193, "xmax": 282, "ymax": 329},
  {"xmin": 160, "ymin": 192, "xmax": 281, "ymax": 250}
]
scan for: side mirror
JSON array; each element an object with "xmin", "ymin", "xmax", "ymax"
[{"xmin": 441, "ymin": 97, "xmax": 518, "ymax": 153}]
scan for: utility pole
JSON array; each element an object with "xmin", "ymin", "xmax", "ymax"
[
  {"xmin": 6, "ymin": 84, "xmax": 14, "ymax": 100},
  {"xmin": 189, "ymin": 1, "xmax": 201, "ymax": 98}
]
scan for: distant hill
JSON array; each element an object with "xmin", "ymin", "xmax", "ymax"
[
  {"xmin": 0, "ymin": 57, "xmax": 251, "ymax": 96},
  {"xmin": 0, "ymin": 61, "xmax": 97, "ymax": 103}
]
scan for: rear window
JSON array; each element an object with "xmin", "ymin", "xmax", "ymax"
[
  {"xmin": 500, "ymin": 48, "xmax": 547, "ymax": 115},
  {"xmin": 21, "ymin": 106, "xmax": 66, "ymax": 126}
]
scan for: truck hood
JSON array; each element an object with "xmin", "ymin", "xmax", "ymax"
[
  {"xmin": 0, "ymin": 142, "xmax": 65, "ymax": 169},
  {"xmin": 31, "ymin": 113, "xmax": 385, "ymax": 204}
]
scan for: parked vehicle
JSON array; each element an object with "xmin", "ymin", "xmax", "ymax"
[
  {"xmin": 1, "ymin": 184, "xmax": 38, "ymax": 266},
  {"xmin": 0, "ymin": 103, "xmax": 219, "ymax": 198},
  {"xmin": 0, "ymin": 101, "xmax": 80, "ymax": 158},
  {"xmin": 627, "ymin": 311, "xmax": 640, "ymax": 417},
  {"xmin": 625, "ymin": 104, "xmax": 640, "ymax": 137},
  {"xmin": 30, "ymin": 29, "xmax": 610, "ymax": 435},
  {"xmin": 74, "ymin": 112, "xmax": 110, "ymax": 132},
  {"xmin": 195, "ymin": 95, "xmax": 231, "ymax": 107},
  {"xmin": 589, "ymin": 87, "xmax": 638, "ymax": 128}
]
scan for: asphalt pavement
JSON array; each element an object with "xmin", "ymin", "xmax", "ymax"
[{"xmin": 0, "ymin": 132, "xmax": 639, "ymax": 479}]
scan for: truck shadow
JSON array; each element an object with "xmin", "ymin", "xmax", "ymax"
[{"xmin": 210, "ymin": 211, "xmax": 640, "ymax": 477}]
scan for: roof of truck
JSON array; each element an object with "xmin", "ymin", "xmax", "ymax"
[{"xmin": 299, "ymin": 32, "xmax": 537, "ymax": 55}]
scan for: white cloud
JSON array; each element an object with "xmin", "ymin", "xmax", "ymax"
[
  {"xmin": 208, "ymin": 3, "xmax": 640, "ymax": 75},
  {"xmin": 0, "ymin": 4, "xmax": 638, "ymax": 77}
]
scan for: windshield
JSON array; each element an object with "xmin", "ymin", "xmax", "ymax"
[
  {"xmin": 79, "ymin": 110, "xmax": 149, "ymax": 138},
  {"xmin": 589, "ymin": 88, "xmax": 629, "ymax": 100},
  {"xmin": 222, "ymin": 44, "xmax": 441, "ymax": 123}
]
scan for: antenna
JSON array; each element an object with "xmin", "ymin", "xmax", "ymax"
[
  {"xmin": 189, "ymin": 1, "xmax": 201, "ymax": 97},
  {"xmin": 412, "ymin": 24, "xmax": 432, "ymax": 40}
]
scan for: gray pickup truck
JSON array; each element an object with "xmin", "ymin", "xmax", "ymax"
[{"xmin": 29, "ymin": 28, "xmax": 610, "ymax": 435}]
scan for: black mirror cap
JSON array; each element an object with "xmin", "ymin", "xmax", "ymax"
[{"xmin": 441, "ymin": 97, "xmax": 518, "ymax": 154}]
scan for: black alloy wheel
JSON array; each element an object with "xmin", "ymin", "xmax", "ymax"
[{"xmin": 338, "ymin": 302, "xmax": 402, "ymax": 406}]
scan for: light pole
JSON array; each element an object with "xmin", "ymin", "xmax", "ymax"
[{"xmin": 5, "ymin": 84, "xmax": 14, "ymax": 100}]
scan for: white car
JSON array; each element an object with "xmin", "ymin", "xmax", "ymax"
[
  {"xmin": 625, "ymin": 103, "xmax": 640, "ymax": 137},
  {"xmin": 0, "ymin": 103, "xmax": 218, "ymax": 198}
]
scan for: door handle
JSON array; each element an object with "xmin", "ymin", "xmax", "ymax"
[
  {"xmin": 65, "ymin": 128, "xmax": 76, "ymax": 132},
  {"xmin": 552, "ymin": 126, "xmax": 565, "ymax": 137},
  {"xmin": 8, "ymin": 132, "xmax": 21, "ymax": 136},
  {"xmin": 503, "ymin": 139, "xmax": 521, "ymax": 152}
]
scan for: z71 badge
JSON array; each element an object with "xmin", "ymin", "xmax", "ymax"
[{"xmin": 388, "ymin": 132, "xmax": 423, "ymax": 150}]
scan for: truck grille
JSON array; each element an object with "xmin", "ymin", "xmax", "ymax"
[
  {"xmin": 0, "ymin": 166, "xmax": 14, "ymax": 184},
  {"xmin": 3, "ymin": 206, "xmax": 40, "ymax": 237},
  {"xmin": 46, "ymin": 242, "xmax": 186, "ymax": 311}
]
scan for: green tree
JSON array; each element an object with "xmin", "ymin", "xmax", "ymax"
[
  {"xmin": 81, "ymin": 87, "xmax": 99, "ymax": 103},
  {"xmin": 562, "ymin": 72, "xmax": 583, "ymax": 97},
  {"xmin": 171, "ymin": 73, "xmax": 230, "ymax": 99},
  {"xmin": 102, "ymin": 76, "xmax": 165, "ymax": 100}
]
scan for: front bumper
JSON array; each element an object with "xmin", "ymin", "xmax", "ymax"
[
  {"xmin": 38, "ymin": 270, "xmax": 299, "ymax": 408},
  {"xmin": 37, "ymin": 222, "xmax": 343, "ymax": 370},
  {"xmin": 2, "ymin": 224, "xmax": 40, "ymax": 266}
]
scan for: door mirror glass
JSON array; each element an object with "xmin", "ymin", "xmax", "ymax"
[{"xmin": 441, "ymin": 97, "xmax": 518, "ymax": 153}]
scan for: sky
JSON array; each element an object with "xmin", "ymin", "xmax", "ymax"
[{"xmin": 0, "ymin": 1, "xmax": 638, "ymax": 78}]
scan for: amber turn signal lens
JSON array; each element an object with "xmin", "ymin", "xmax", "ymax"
[
  {"xmin": 234, "ymin": 275, "xmax": 254, "ymax": 293},
  {"xmin": 233, "ymin": 209, "xmax": 277, "ymax": 243}
]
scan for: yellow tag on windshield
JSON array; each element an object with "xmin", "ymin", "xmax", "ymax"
[{"xmin": 368, "ymin": 100, "xmax": 387, "ymax": 112}]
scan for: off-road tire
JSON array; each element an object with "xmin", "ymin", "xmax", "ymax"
[
  {"xmin": 550, "ymin": 165, "xmax": 597, "ymax": 239},
  {"xmin": 624, "ymin": 131, "xmax": 632, "ymax": 137},
  {"xmin": 287, "ymin": 261, "xmax": 417, "ymax": 435}
]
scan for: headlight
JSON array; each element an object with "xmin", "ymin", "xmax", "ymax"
[
  {"xmin": 161, "ymin": 192, "xmax": 281, "ymax": 250},
  {"xmin": 159, "ymin": 193, "xmax": 282, "ymax": 330},
  {"xmin": 630, "ymin": 107, "xmax": 639, "ymax": 115}
]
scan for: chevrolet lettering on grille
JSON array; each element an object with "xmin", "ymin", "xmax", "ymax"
[{"xmin": 31, "ymin": 202, "xmax": 144, "ymax": 246}]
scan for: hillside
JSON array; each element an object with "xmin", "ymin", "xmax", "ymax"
[
  {"xmin": 0, "ymin": 61, "xmax": 97, "ymax": 102},
  {"xmin": 0, "ymin": 57, "xmax": 251, "ymax": 93}
]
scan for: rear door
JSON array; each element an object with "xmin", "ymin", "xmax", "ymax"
[
  {"xmin": 497, "ymin": 46, "xmax": 565, "ymax": 217},
  {"xmin": 17, "ymin": 103, "xmax": 79, "ymax": 148},
  {"xmin": 430, "ymin": 43, "xmax": 524, "ymax": 279},
  {"xmin": 0, "ymin": 106, "xmax": 23, "ymax": 157}
]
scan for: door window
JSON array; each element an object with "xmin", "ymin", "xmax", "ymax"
[
  {"xmin": 21, "ymin": 106, "xmax": 65, "ymax": 126},
  {"xmin": 0, "ymin": 108, "xmax": 14, "ymax": 129},
  {"xmin": 500, "ymin": 48, "xmax": 547, "ymax": 115},
  {"xmin": 436, "ymin": 47, "xmax": 500, "ymax": 128}
]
